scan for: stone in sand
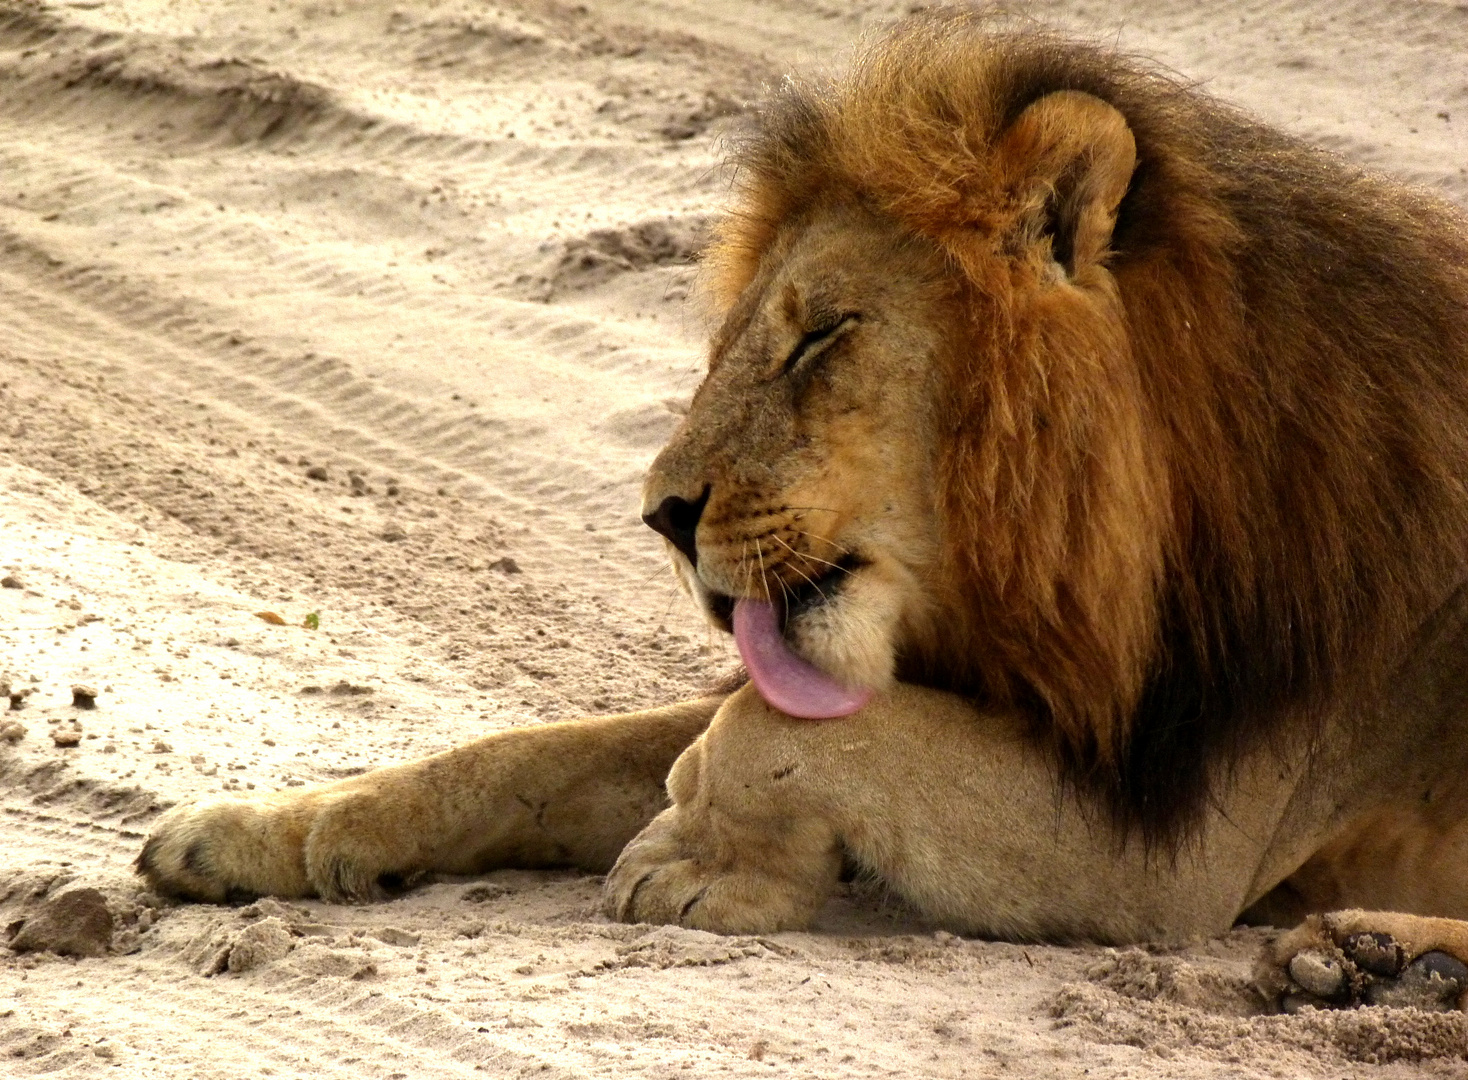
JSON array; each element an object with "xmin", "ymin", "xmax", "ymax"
[{"xmin": 51, "ymin": 725, "xmax": 81, "ymax": 748}]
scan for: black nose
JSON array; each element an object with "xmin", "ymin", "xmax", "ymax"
[{"xmin": 643, "ymin": 488, "xmax": 709, "ymax": 566}]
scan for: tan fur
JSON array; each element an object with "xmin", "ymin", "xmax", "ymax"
[{"xmin": 139, "ymin": 12, "xmax": 1468, "ymax": 1012}]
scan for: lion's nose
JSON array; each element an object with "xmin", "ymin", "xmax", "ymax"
[{"xmin": 642, "ymin": 488, "xmax": 709, "ymax": 566}]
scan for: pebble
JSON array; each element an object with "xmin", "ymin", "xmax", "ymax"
[
  {"xmin": 0, "ymin": 720, "xmax": 25, "ymax": 743},
  {"xmin": 71, "ymin": 684, "xmax": 98, "ymax": 709},
  {"xmin": 371, "ymin": 926, "xmax": 420, "ymax": 947},
  {"xmin": 52, "ymin": 726, "xmax": 81, "ymax": 748}
]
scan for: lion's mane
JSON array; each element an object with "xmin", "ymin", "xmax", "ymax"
[{"xmin": 704, "ymin": 9, "xmax": 1468, "ymax": 838}]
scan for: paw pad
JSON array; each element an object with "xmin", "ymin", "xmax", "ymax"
[
  {"xmin": 1278, "ymin": 931, "xmax": 1467, "ymax": 1012},
  {"xmin": 1287, "ymin": 950, "xmax": 1348, "ymax": 1000},
  {"xmin": 1363, "ymin": 950, "xmax": 1468, "ymax": 1010}
]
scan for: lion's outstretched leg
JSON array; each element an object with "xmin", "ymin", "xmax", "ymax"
[
  {"xmin": 138, "ymin": 698, "xmax": 720, "ymax": 902},
  {"xmin": 1256, "ymin": 910, "xmax": 1468, "ymax": 1012},
  {"xmin": 606, "ymin": 683, "xmax": 1299, "ymax": 942}
]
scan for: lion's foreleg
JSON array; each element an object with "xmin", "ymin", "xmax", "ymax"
[
  {"xmin": 138, "ymin": 698, "xmax": 720, "ymax": 903},
  {"xmin": 607, "ymin": 684, "xmax": 1293, "ymax": 941}
]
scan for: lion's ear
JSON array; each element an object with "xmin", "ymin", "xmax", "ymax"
[{"xmin": 997, "ymin": 90, "xmax": 1137, "ymax": 278}]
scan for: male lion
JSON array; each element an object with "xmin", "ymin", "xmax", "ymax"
[{"xmin": 139, "ymin": 11, "xmax": 1468, "ymax": 1012}]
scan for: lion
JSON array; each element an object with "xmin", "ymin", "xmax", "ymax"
[{"xmin": 137, "ymin": 10, "xmax": 1468, "ymax": 1013}]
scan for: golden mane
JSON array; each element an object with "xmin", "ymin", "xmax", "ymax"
[{"xmin": 705, "ymin": 9, "xmax": 1468, "ymax": 837}]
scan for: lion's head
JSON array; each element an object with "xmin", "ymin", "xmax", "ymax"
[{"xmin": 642, "ymin": 11, "xmax": 1468, "ymax": 837}]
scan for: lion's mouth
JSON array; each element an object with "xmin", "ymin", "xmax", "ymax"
[{"xmin": 704, "ymin": 554, "xmax": 861, "ymax": 636}]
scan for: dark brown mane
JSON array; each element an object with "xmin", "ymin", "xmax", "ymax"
[{"xmin": 705, "ymin": 7, "xmax": 1468, "ymax": 841}]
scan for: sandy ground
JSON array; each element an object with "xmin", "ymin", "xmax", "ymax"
[{"xmin": 2, "ymin": 0, "xmax": 1468, "ymax": 1076}]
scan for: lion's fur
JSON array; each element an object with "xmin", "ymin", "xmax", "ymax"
[{"xmin": 702, "ymin": 10, "xmax": 1468, "ymax": 838}]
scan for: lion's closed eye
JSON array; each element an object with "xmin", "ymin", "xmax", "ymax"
[{"xmin": 783, "ymin": 314, "xmax": 860, "ymax": 375}]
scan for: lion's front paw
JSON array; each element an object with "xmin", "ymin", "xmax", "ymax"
[
  {"xmin": 1256, "ymin": 910, "xmax": 1468, "ymax": 1013},
  {"xmin": 603, "ymin": 806, "xmax": 838, "ymax": 934},
  {"xmin": 138, "ymin": 788, "xmax": 422, "ymax": 904},
  {"xmin": 137, "ymin": 796, "xmax": 314, "ymax": 903}
]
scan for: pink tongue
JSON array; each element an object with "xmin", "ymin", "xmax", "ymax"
[{"xmin": 732, "ymin": 598, "xmax": 873, "ymax": 719}]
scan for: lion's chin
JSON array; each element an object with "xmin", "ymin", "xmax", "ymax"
[
  {"xmin": 677, "ymin": 553, "xmax": 904, "ymax": 695},
  {"xmin": 782, "ymin": 570, "xmax": 901, "ymax": 694}
]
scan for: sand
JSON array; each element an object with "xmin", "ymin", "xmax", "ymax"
[{"xmin": 1, "ymin": 0, "xmax": 1467, "ymax": 1076}]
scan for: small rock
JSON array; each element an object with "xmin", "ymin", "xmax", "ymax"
[
  {"xmin": 9, "ymin": 887, "xmax": 114, "ymax": 957},
  {"xmin": 0, "ymin": 720, "xmax": 25, "ymax": 743},
  {"xmin": 152, "ymin": 740, "xmax": 173, "ymax": 754},
  {"xmin": 8, "ymin": 686, "xmax": 31, "ymax": 711},
  {"xmin": 371, "ymin": 926, "xmax": 420, "ymax": 947},
  {"xmin": 71, "ymin": 684, "xmax": 97, "ymax": 709},
  {"xmin": 328, "ymin": 681, "xmax": 373, "ymax": 697},
  {"xmin": 489, "ymin": 556, "xmax": 521, "ymax": 574},
  {"xmin": 379, "ymin": 525, "xmax": 408, "ymax": 543},
  {"xmin": 52, "ymin": 727, "xmax": 81, "ymax": 748},
  {"xmin": 305, "ymin": 466, "xmax": 328, "ymax": 482},
  {"xmin": 0, "ymin": 575, "xmax": 21, "ymax": 589}
]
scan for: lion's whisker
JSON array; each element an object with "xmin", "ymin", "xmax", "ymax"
[
  {"xmin": 773, "ymin": 534, "xmax": 847, "ymax": 575},
  {"xmin": 788, "ymin": 528, "xmax": 854, "ymax": 558},
  {"xmin": 754, "ymin": 538, "xmax": 772, "ymax": 603},
  {"xmin": 770, "ymin": 536, "xmax": 836, "ymax": 595},
  {"xmin": 637, "ymin": 561, "xmax": 676, "ymax": 588},
  {"xmin": 741, "ymin": 539, "xmax": 755, "ymax": 602},
  {"xmin": 660, "ymin": 585, "xmax": 685, "ymax": 624}
]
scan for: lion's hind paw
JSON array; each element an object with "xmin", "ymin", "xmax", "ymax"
[{"xmin": 1257, "ymin": 910, "xmax": 1468, "ymax": 1013}]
